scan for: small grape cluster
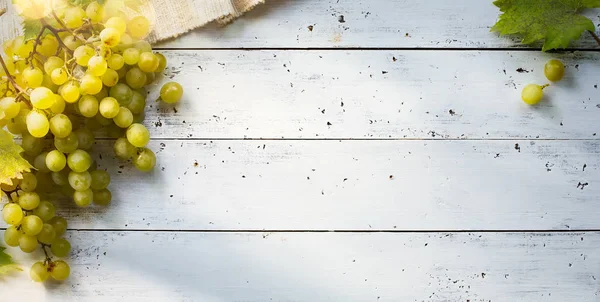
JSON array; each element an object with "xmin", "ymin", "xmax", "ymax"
[
  {"xmin": 521, "ymin": 59, "xmax": 565, "ymax": 105},
  {"xmin": 0, "ymin": 1, "xmax": 183, "ymax": 282}
]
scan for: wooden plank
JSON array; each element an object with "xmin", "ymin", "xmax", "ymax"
[
  {"xmin": 40, "ymin": 139, "xmax": 600, "ymax": 230},
  {"xmin": 140, "ymin": 50, "xmax": 600, "ymax": 140},
  {"xmin": 1, "ymin": 231, "xmax": 599, "ymax": 301},
  {"xmin": 156, "ymin": 0, "xmax": 600, "ymax": 49}
]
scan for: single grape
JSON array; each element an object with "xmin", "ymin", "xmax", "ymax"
[
  {"xmin": 74, "ymin": 45, "xmax": 95, "ymax": 67},
  {"xmin": 50, "ymin": 260, "xmax": 70, "ymax": 281},
  {"xmin": 100, "ymin": 28, "xmax": 121, "ymax": 48},
  {"xmin": 2, "ymin": 203, "xmax": 24, "ymax": 225},
  {"xmin": 544, "ymin": 59, "xmax": 565, "ymax": 82},
  {"xmin": 87, "ymin": 55, "xmax": 108, "ymax": 76},
  {"xmin": 49, "ymin": 216, "xmax": 67, "ymax": 237},
  {"xmin": 99, "ymin": 97, "xmax": 120, "ymax": 118},
  {"xmin": 51, "ymin": 68, "xmax": 68, "ymax": 85},
  {"xmin": 126, "ymin": 67, "xmax": 147, "ymax": 89},
  {"xmin": 27, "ymin": 110, "xmax": 50, "ymax": 138},
  {"xmin": 19, "ymin": 191, "xmax": 41, "ymax": 210},
  {"xmin": 55, "ymin": 132, "xmax": 79, "ymax": 153},
  {"xmin": 63, "ymin": 6, "xmax": 85, "ymax": 27},
  {"xmin": 109, "ymin": 83, "xmax": 133, "ymax": 105},
  {"xmin": 68, "ymin": 171, "xmax": 92, "ymax": 191},
  {"xmin": 86, "ymin": 1, "xmax": 104, "ymax": 22},
  {"xmin": 46, "ymin": 150, "xmax": 67, "ymax": 172},
  {"xmin": 63, "ymin": 35, "xmax": 82, "ymax": 51},
  {"xmin": 138, "ymin": 52, "xmax": 159, "ymax": 72},
  {"xmin": 75, "ymin": 128, "xmax": 95, "ymax": 150},
  {"xmin": 107, "ymin": 54, "xmax": 125, "ymax": 70},
  {"xmin": 4, "ymin": 226, "xmax": 21, "ymax": 247},
  {"xmin": 19, "ymin": 234, "xmax": 38, "ymax": 253},
  {"xmin": 20, "ymin": 172, "xmax": 38, "ymax": 192},
  {"xmin": 123, "ymin": 48, "xmax": 140, "ymax": 65},
  {"xmin": 38, "ymin": 35, "xmax": 59, "ymax": 57},
  {"xmin": 155, "ymin": 53, "xmax": 167, "ymax": 72},
  {"xmin": 30, "ymin": 262, "xmax": 49, "ymax": 282},
  {"xmin": 126, "ymin": 123, "xmax": 150, "ymax": 147},
  {"xmin": 80, "ymin": 74, "xmax": 103, "ymax": 95},
  {"xmin": 74, "ymin": 189, "xmax": 93, "ymax": 207},
  {"xmin": 90, "ymin": 170, "xmax": 110, "ymax": 190},
  {"xmin": 51, "ymin": 169, "xmax": 70, "ymax": 186},
  {"xmin": 114, "ymin": 137, "xmax": 136, "ymax": 160},
  {"xmin": 60, "ymin": 81, "xmax": 80, "ymax": 103},
  {"xmin": 133, "ymin": 148, "xmax": 156, "ymax": 172},
  {"xmin": 34, "ymin": 152, "xmax": 51, "ymax": 173},
  {"xmin": 14, "ymin": 108, "xmax": 30, "ymax": 133},
  {"xmin": 521, "ymin": 84, "xmax": 546, "ymax": 105},
  {"xmin": 102, "ymin": 68, "xmax": 119, "ymax": 87},
  {"xmin": 128, "ymin": 15, "xmax": 151, "ymax": 38},
  {"xmin": 67, "ymin": 150, "xmax": 92, "ymax": 173},
  {"xmin": 21, "ymin": 215, "xmax": 43, "ymax": 236},
  {"xmin": 22, "ymin": 67, "xmax": 44, "ymax": 88},
  {"xmin": 51, "ymin": 237, "xmax": 71, "ymax": 258},
  {"xmin": 44, "ymin": 56, "xmax": 64, "ymax": 74},
  {"xmin": 106, "ymin": 16, "xmax": 127, "ymax": 34},
  {"xmin": 119, "ymin": 33, "xmax": 134, "ymax": 47},
  {"xmin": 30, "ymin": 87, "xmax": 55, "ymax": 109},
  {"xmin": 50, "ymin": 95, "xmax": 66, "ymax": 114},
  {"xmin": 160, "ymin": 82, "xmax": 184, "ymax": 104},
  {"xmin": 0, "ymin": 97, "xmax": 20, "ymax": 119},
  {"xmin": 127, "ymin": 91, "xmax": 146, "ymax": 114},
  {"xmin": 37, "ymin": 223, "xmax": 56, "ymax": 245},
  {"xmin": 93, "ymin": 189, "xmax": 112, "ymax": 206},
  {"xmin": 49, "ymin": 114, "xmax": 73, "ymax": 138},
  {"xmin": 33, "ymin": 201, "xmax": 56, "ymax": 222},
  {"xmin": 78, "ymin": 95, "xmax": 99, "ymax": 118},
  {"xmin": 114, "ymin": 107, "xmax": 133, "ymax": 128},
  {"xmin": 21, "ymin": 133, "xmax": 43, "ymax": 156}
]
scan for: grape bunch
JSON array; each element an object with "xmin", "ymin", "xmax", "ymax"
[
  {"xmin": 0, "ymin": 0, "xmax": 183, "ymax": 282},
  {"xmin": 521, "ymin": 59, "xmax": 565, "ymax": 105}
]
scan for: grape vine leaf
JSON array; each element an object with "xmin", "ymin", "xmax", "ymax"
[
  {"xmin": 491, "ymin": 0, "xmax": 600, "ymax": 51},
  {"xmin": 0, "ymin": 247, "xmax": 21, "ymax": 275},
  {"xmin": 22, "ymin": 19, "xmax": 44, "ymax": 40},
  {"xmin": 0, "ymin": 129, "xmax": 33, "ymax": 186}
]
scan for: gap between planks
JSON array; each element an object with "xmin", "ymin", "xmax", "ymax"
[
  {"xmin": 154, "ymin": 47, "xmax": 600, "ymax": 52},
  {"xmin": 2, "ymin": 228, "xmax": 600, "ymax": 233}
]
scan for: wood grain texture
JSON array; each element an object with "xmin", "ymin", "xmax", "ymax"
[
  {"xmin": 139, "ymin": 50, "xmax": 600, "ymax": 140},
  {"xmin": 1, "ymin": 231, "xmax": 599, "ymax": 301},
  {"xmin": 36, "ymin": 139, "xmax": 598, "ymax": 231},
  {"xmin": 156, "ymin": 0, "xmax": 600, "ymax": 49}
]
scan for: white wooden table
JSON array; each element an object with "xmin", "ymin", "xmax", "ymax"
[{"xmin": 3, "ymin": 1, "xmax": 600, "ymax": 301}]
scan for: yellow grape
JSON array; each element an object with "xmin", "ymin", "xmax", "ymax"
[
  {"xmin": 125, "ymin": 67, "xmax": 147, "ymax": 89},
  {"xmin": 106, "ymin": 17, "xmax": 127, "ymax": 34},
  {"xmin": 74, "ymin": 45, "xmax": 94, "ymax": 67},
  {"xmin": 155, "ymin": 53, "xmax": 167, "ymax": 72},
  {"xmin": 22, "ymin": 67, "xmax": 44, "ymax": 88},
  {"xmin": 51, "ymin": 68, "xmax": 69, "ymax": 85},
  {"xmin": 87, "ymin": 56, "xmax": 108, "ymax": 76},
  {"xmin": 521, "ymin": 84, "xmax": 546, "ymax": 105},
  {"xmin": 44, "ymin": 56, "xmax": 65, "ymax": 74},
  {"xmin": 160, "ymin": 82, "xmax": 184, "ymax": 104},
  {"xmin": 99, "ymin": 97, "xmax": 120, "ymax": 118},
  {"xmin": 80, "ymin": 74, "xmax": 103, "ymax": 95},
  {"xmin": 113, "ymin": 107, "xmax": 133, "ymax": 128},
  {"xmin": 50, "ymin": 260, "xmax": 70, "ymax": 281},
  {"xmin": 38, "ymin": 35, "xmax": 59, "ymax": 57},
  {"xmin": 78, "ymin": 95, "xmax": 99, "ymax": 117},
  {"xmin": 60, "ymin": 82, "xmax": 80, "ymax": 103},
  {"xmin": 2, "ymin": 203, "xmax": 24, "ymax": 225},
  {"xmin": 102, "ymin": 68, "xmax": 119, "ymax": 87},
  {"xmin": 50, "ymin": 95, "xmax": 66, "ymax": 114},
  {"xmin": 100, "ymin": 28, "xmax": 121, "ymax": 48},
  {"xmin": 138, "ymin": 52, "xmax": 159, "ymax": 72},
  {"xmin": 42, "ymin": 73, "xmax": 59, "ymax": 92},
  {"xmin": 63, "ymin": 35, "xmax": 82, "ymax": 51},
  {"xmin": 107, "ymin": 54, "xmax": 125, "ymax": 70},
  {"xmin": 0, "ymin": 97, "xmax": 20, "ymax": 119},
  {"xmin": 30, "ymin": 262, "xmax": 49, "ymax": 282},
  {"xmin": 26, "ymin": 110, "xmax": 50, "ymax": 138},
  {"xmin": 123, "ymin": 48, "xmax": 140, "ymax": 65},
  {"xmin": 63, "ymin": 6, "xmax": 86, "ymax": 28},
  {"xmin": 128, "ymin": 16, "xmax": 151, "ymax": 39},
  {"xmin": 544, "ymin": 59, "xmax": 565, "ymax": 82},
  {"xmin": 134, "ymin": 41, "xmax": 152, "ymax": 53},
  {"xmin": 86, "ymin": 1, "xmax": 104, "ymax": 22},
  {"xmin": 30, "ymin": 87, "xmax": 55, "ymax": 109}
]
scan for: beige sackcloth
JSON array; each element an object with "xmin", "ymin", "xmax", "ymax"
[{"xmin": 0, "ymin": 0, "xmax": 265, "ymax": 43}]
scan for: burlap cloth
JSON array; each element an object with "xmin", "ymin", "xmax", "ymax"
[{"xmin": 0, "ymin": 0, "xmax": 265, "ymax": 43}]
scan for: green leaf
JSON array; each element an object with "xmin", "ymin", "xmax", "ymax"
[
  {"xmin": 0, "ymin": 247, "xmax": 21, "ymax": 276},
  {"xmin": 22, "ymin": 19, "xmax": 43, "ymax": 41},
  {"xmin": 0, "ymin": 129, "xmax": 33, "ymax": 186},
  {"xmin": 491, "ymin": 0, "xmax": 600, "ymax": 51},
  {"xmin": 70, "ymin": 0, "xmax": 95, "ymax": 6}
]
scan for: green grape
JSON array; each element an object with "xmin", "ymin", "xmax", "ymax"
[
  {"xmin": 123, "ymin": 48, "xmax": 140, "ymax": 65},
  {"xmin": 20, "ymin": 172, "xmax": 38, "ymax": 192},
  {"xmin": 49, "ymin": 114, "xmax": 73, "ymax": 138},
  {"xmin": 27, "ymin": 110, "xmax": 50, "ymax": 138},
  {"xmin": 126, "ymin": 123, "xmax": 150, "ymax": 147},
  {"xmin": 116, "ymin": 65, "xmax": 128, "ymax": 79},
  {"xmin": 544, "ymin": 59, "xmax": 565, "ymax": 82},
  {"xmin": 99, "ymin": 97, "xmax": 120, "ymax": 118},
  {"xmin": 60, "ymin": 82, "xmax": 81, "ymax": 103},
  {"xmin": 90, "ymin": 170, "xmax": 110, "ymax": 190},
  {"xmin": 100, "ymin": 28, "xmax": 121, "ymax": 48},
  {"xmin": 21, "ymin": 133, "xmax": 43, "ymax": 156},
  {"xmin": 102, "ymin": 68, "xmax": 119, "ymax": 87},
  {"xmin": 50, "ymin": 95, "xmax": 66, "ymax": 114},
  {"xmin": 30, "ymin": 262, "xmax": 49, "ymax": 282},
  {"xmin": 95, "ymin": 113, "xmax": 113, "ymax": 126},
  {"xmin": 134, "ymin": 148, "xmax": 156, "ymax": 172},
  {"xmin": 50, "ymin": 260, "xmax": 70, "ymax": 281},
  {"xmin": 51, "ymin": 238, "xmax": 71, "ymax": 257},
  {"xmin": 49, "ymin": 216, "xmax": 67, "ymax": 237},
  {"xmin": 78, "ymin": 95, "xmax": 99, "ymax": 118},
  {"xmin": 86, "ymin": 1, "xmax": 104, "ymax": 22},
  {"xmin": 51, "ymin": 169, "xmax": 70, "ymax": 186},
  {"xmin": 55, "ymin": 132, "xmax": 79, "ymax": 153},
  {"xmin": 19, "ymin": 234, "xmax": 38, "ymax": 253},
  {"xmin": 89, "ymin": 160, "xmax": 98, "ymax": 171},
  {"xmin": 106, "ymin": 17, "xmax": 127, "ymax": 34},
  {"xmin": 74, "ymin": 189, "xmax": 93, "ymax": 207},
  {"xmin": 107, "ymin": 54, "xmax": 125, "ymax": 70},
  {"xmin": 107, "ymin": 123, "xmax": 125, "ymax": 138},
  {"xmin": 87, "ymin": 56, "xmax": 108, "ymax": 76},
  {"xmin": 0, "ymin": 97, "xmax": 20, "ymax": 119},
  {"xmin": 46, "ymin": 150, "xmax": 67, "ymax": 172},
  {"xmin": 155, "ymin": 53, "xmax": 167, "ymax": 73},
  {"xmin": 68, "ymin": 171, "xmax": 92, "ymax": 191},
  {"xmin": 521, "ymin": 84, "xmax": 546, "ymax": 105},
  {"xmin": 51, "ymin": 68, "xmax": 68, "ymax": 85},
  {"xmin": 30, "ymin": 87, "xmax": 55, "ymax": 109},
  {"xmin": 4, "ymin": 226, "xmax": 21, "ymax": 247},
  {"xmin": 19, "ymin": 191, "xmax": 41, "ymax": 210},
  {"xmin": 160, "ymin": 82, "xmax": 184, "ymax": 104},
  {"xmin": 144, "ymin": 71, "xmax": 155, "ymax": 85},
  {"xmin": 38, "ymin": 35, "xmax": 59, "ymax": 57},
  {"xmin": 63, "ymin": 6, "xmax": 85, "ymax": 28},
  {"xmin": 33, "ymin": 201, "xmax": 56, "ymax": 222},
  {"xmin": 80, "ymin": 74, "xmax": 103, "ymax": 95},
  {"xmin": 114, "ymin": 107, "xmax": 133, "ymax": 128},
  {"xmin": 34, "ymin": 152, "xmax": 51, "ymax": 173},
  {"xmin": 109, "ymin": 83, "xmax": 133, "ymax": 105},
  {"xmin": 125, "ymin": 67, "xmax": 147, "ymax": 89},
  {"xmin": 75, "ymin": 128, "xmax": 95, "ymax": 150},
  {"xmin": 67, "ymin": 150, "xmax": 92, "ymax": 173},
  {"xmin": 74, "ymin": 45, "xmax": 94, "ymax": 67},
  {"xmin": 44, "ymin": 56, "xmax": 64, "ymax": 74},
  {"xmin": 37, "ymin": 224, "xmax": 56, "ymax": 245},
  {"xmin": 22, "ymin": 215, "xmax": 43, "ymax": 236},
  {"xmin": 129, "ymin": 14, "xmax": 151, "ymax": 37},
  {"xmin": 137, "ymin": 52, "xmax": 159, "ymax": 72},
  {"xmin": 93, "ymin": 189, "xmax": 112, "ymax": 206},
  {"xmin": 63, "ymin": 35, "xmax": 82, "ymax": 51},
  {"xmin": 127, "ymin": 91, "xmax": 146, "ymax": 114},
  {"xmin": 2, "ymin": 203, "xmax": 24, "ymax": 225},
  {"xmin": 22, "ymin": 67, "xmax": 44, "ymax": 88},
  {"xmin": 114, "ymin": 137, "xmax": 136, "ymax": 160}
]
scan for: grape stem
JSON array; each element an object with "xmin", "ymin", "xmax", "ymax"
[
  {"xmin": 588, "ymin": 30, "xmax": 600, "ymax": 47},
  {"xmin": 0, "ymin": 8, "xmax": 6, "ymax": 18},
  {"xmin": 27, "ymin": 25, "xmax": 48, "ymax": 67},
  {"xmin": 40, "ymin": 20, "xmax": 74, "ymax": 55},
  {"xmin": 0, "ymin": 55, "xmax": 30, "ymax": 98},
  {"xmin": 41, "ymin": 244, "xmax": 52, "ymax": 264},
  {"xmin": 541, "ymin": 84, "xmax": 549, "ymax": 90}
]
